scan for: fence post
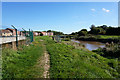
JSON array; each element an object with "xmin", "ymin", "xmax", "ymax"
[
  {"xmin": 15, "ymin": 29, "xmax": 18, "ymax": 47},
  {"xmin": 31, "ymin": 30, "xmax": 34, "ymax": 42},
  {"xmin": 11, "ymin": 25, "xmax": 18, "ymax": 48}
]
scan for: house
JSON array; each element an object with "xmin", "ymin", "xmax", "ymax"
[
  {"xmin": 41, "ymin": 32, "xmax": 48, "ymax": 36},
  {"xmin": 47, "ymin": 32, "xmax": 53, "ymax": 36},
  {"xmin": 0, "ymin": 29, "xmax": 13, "ymax": 37},
  {"xmin": 41, "ymin": 32, "xmax": 53, "ymax": 36},
  {"xmin": 6, "ymin": 28, "xmax": 23, "ymax": 36},
  {"xmin": 33, "ymin": 32, "xmax": 39, "ymax": 36}
]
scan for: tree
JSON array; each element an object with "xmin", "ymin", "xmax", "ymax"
[
  {"xmin": 47, "ymin": 30, "xmax": 52, "ymax": 32},
  {"xmin": 81, "ymin": 29, "xmax": 87, "ymax": 32},
  {"xmin": 78, "ymin": 29, "xmax": 88, "ymax": 36}
]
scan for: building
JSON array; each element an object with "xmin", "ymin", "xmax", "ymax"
[
  {"xmin": 47, "ymin": 32, "xmax": 54, "ymax": 36},
  {"xmin": 0, "ymin": 28, "xmax": 24, "ymax": 37},
  {"xmin": 33, "ymin": 32, "xmax": 39, "ymax": 36},
  {"xmin": 0, "ymin": 29, "xmax": 13, "ymax": 37},
  {"xmin": 41, "ymin": 32, "xmax": 47, "ymax": 36},
  {"xmin": 6, "ymin": 28, "xmax": 23, "ymax": 36},
  {"xmin": 41, "ymin": 32, "xmax": 53, "ymax": 36}
]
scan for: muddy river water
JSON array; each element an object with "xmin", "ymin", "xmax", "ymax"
[{"xmin": 71, "ymin": 40, "xmax": 105, "ymax": 51}]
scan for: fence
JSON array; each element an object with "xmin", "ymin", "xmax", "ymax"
[
  {"xmin": 53, "ymin": 35, "xmax": 61, "ymax": 42},
  {"xmin": 22, "ymin": 28, "xmax": 34, "ymax": 45},
  {"xmin": 53, "ymin": 35, "xmax": 73, "ymax": 42},
  {"xmin": 1, "ymin": 25, "xmax": 34, "ymax": 49}
]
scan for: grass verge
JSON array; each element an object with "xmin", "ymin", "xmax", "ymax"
[
  {"xmin": 40, "ymin": 36, "xmax": 119, "ymax": 78},
  {"xmin": 2, "ymin": 37, "xmax": 44, "ymax": 78}
]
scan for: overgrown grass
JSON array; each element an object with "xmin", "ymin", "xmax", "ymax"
[
  {"xmin": 97, "ymin": 35, "xmax": 120, "ymax": 39},
  {"xmin": 2, "ymin": 37, "xmax": 44, "ymax": 78},
  {"xmin": 78, "ymin": 35, "xmax": 120, "ymax": 39},
  {"xmin": 40, "ymin": 36, "xmax": 119, "ymax": 78}
]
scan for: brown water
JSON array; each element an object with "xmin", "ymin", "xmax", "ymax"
[{"xmin": 71, "ymin": 40, "xmax": 105, "ymax": 51}]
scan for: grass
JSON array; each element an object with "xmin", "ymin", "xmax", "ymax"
[
  {"xmin": 78, "ymin": 35, "xmax": 120, "ymax": 39},
  {"xmin": 2, "ymin": 37, "xmax": 44, "ymax": 78},
  {"xmin": 40, "ymin": 36, "xmax": 119, "ymax": 78},
  {"xmin": 97, "ymin": 35, "xmax": 120, "ymax": 39},
  {"xmin": 2, "ymin": 36, "xmax": 119, "ymax": 78}
]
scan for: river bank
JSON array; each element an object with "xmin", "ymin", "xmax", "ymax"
[
  {"xmin": 2, "ymin": 36, "xmax": 119, "ymax": 78},
  {"xmin": 75, "ymin": 35, "xmax": 120, "ymax": 43},
  {"xmin": 41, "ymin": 36, "xmax": 119, "ymax": 78}
]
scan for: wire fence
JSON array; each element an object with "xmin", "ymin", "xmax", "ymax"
[
  {"xmin": 2, "ymin": 25, "xmax": 34, "ymax": 48},
  {"xmin": 53, "ymin": 35, "xmax": 61, "ymax": 42},
  {"xmin": 22, "ymin": 28, "xmax": 34, "ymax": 45}
]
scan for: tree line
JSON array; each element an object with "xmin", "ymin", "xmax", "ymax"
[{"xmin": 70, "ymin": 25, "xmax": 120, "ymax": 36}]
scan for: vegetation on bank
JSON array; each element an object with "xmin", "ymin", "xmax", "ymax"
[
  {"xmin": 2, "ymin": 37, "xmax": 44, "ymax": 78},
  {"xmin": 92, "ymin": 43, "xmax": 120, "ymax": 78},
  {"xmin": 71, "ymin": 25, "xmax": 120, "ymax": 36},
  {"xmin": 76, "ymin": 35, "xmax": 120, "ymax": 39},
  {"xmin": 70, "ymin": 25, "xmax": 120, "ymax": 43},
  {"xmin": 2, "ymin": 36, "xmax": 120, "ymax": 78},
  {"xmin": 40, "ymin": 36, "xmax": 119, "ymax": 78}
]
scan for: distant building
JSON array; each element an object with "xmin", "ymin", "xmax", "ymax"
[
  {"xmin": 0, "ymin": 28, "xmax": 24, "ymax": 37},
  {"xmin": 47, "ymin": 32, "xmax": 53, "ymax": 36},
  {"xmin": 31, "ymin": 31, "xmax": 54, "ymax": 36},
  {"xmin": 6, "ymin": 28, "xmax": 23, "ymax": 36},
  {"xmin": 41, "ymin": 32, "xmax": 48, "ymax": 36},
  {"xmin": 33, "ymin": 32, "xmax": 39, "ymax": 36},
  {"xmin": 0, "ymin": 29, "xmax": 13, "ymax": 37},
  {"xmin": 41, "ymin": 32, "xmax": 53, "ymax": 36}
]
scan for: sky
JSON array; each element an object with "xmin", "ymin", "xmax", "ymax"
[{"xmin": 2, "ymin": 2, "xmax": 118, "ymax": 34}]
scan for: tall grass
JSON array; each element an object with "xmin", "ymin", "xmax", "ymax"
[
  {"xmin": 98, "ymin": 35, "xmax": 120, "ymax": 39},
  {"xmin": 2, "ymin": 37, "xmax": 44, "ymax": 78},
  {"xmin": 41, "ymin": 36, "xmax": 119, "ymax": 78}
]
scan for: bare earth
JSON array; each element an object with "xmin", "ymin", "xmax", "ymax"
[
  {"xmin": 33, "ymin": 40, "xmax": 50, "ymax": 78},
  {"xmin": 43, "ymin": 50, "xmax": 50, "ymax": 78}
]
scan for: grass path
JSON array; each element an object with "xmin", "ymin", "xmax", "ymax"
[
  {"xmin": 28, "ymin": 38, "xmax": 50, "ymax": 78},
  {"xmin": 34, "ymin": 39, "xmax": 50, "ymax": 78},
  {"xmin": 42, "ymin": 44, "xmax": 50, "ymax": 78}
]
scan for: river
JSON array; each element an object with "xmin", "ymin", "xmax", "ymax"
[{"xmin": 71, "ymin": 40, "xmax": 105, "ymax": 51}]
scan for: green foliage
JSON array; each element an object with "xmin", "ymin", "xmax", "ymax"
[
  {"xmin": 78, "ymin": 31, "xmax": 88, "ymax": 36},
  {"xmin": 93, "ymin": 43, "xmax": 120, "ymax": 58},
  {"xmin": 71, "ymin": 25, "xmax": 120, "ymax": 36},
  {"xmin": 77, "ymin": 29, "xmax": 88, "ymax": 36},
  {"xmin": 61, "ymin": 38, "xmax": 70, "ymax": 41},
  {"xmin": 2, "ymin": 37, "xmax": 44, "ymax": 78},
  {"xmin": 98, "ymin": 35, "xmax": 120, "ymax": 39},
  {"xmin": 41, "ymin": 36, "xmax": 119, "ymax": 78},
  {"xmin": 89, "ymin": 25, "xmax": 120, "ymax": 35}
]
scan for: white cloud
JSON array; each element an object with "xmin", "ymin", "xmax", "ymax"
[
  {"xmin": 91, "ymin": 9, "xmax": 96, "ymax": 11},
  {"xmin": 102, "ymin": 8, "xmax": 110, "ymax": 12}
]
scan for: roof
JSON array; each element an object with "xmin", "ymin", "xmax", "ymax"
[
  {"xmin": 0, "ymin": 29, "xmax": 12, "ymax": 33},
  {"xmin": 6, "ymin": 28, "xmax": 15, "ymax": 30}
]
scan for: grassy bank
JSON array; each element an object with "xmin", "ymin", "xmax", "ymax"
[
  {"xmin": 76, "ymin": 35, "xmax": 120, "ymax": 43},
  {"xmin": 98, "ymin": 35, "xmax": 120, "ymax": 39},
  {"xmin": 41, "ymin": 36, "xmax": 119, "ymax": 78},
  {"xmin": 2, "ymin": 37, "xmax": 44, "ymax": 78}
]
